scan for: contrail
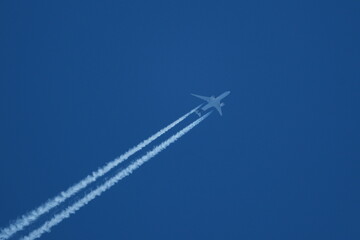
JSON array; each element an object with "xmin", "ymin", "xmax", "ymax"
[
  {"xmin": 21, "ymin": 112, "xmax": 211, "ymax": 240},
  {"xmin": 0, "ymin": 106, "xmax": 200, "ymax": 240}
]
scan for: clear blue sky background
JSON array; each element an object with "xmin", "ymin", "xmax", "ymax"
[{"xmin": 1, "ymin": 1, "xmax": 359, "ymax": 239}]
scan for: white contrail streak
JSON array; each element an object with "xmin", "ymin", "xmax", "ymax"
[
  {"xmin": 0, "ymin": 106, "xmax": 200, "ymax": 240},
  {"xmin": 21, "ymin": 112, "xmax": 210, "ymax": 240}
]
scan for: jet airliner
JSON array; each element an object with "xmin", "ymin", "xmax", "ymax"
[{"xmin": 192, "ymin": 91, "xmax": 230, "ymax": 116}]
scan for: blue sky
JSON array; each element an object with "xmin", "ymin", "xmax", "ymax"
[{"xmin": 0, "ymin": 1, "xmax": 359, "ymax": 239}]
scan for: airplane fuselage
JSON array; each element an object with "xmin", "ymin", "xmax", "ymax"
[
  {"xmin": 200, "ymin": 91, "xmax": 230, "ymax": 112},
  {"xmin": 192, "ymin": 91, "xmax": 230, "ymax": 116}
]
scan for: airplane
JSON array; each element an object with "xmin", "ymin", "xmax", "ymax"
[{"xmin": 191, "ymin": 91, "xmax": 230, "ymax": 116}]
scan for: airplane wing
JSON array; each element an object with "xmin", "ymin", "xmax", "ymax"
[
  {"xmin": 191, "ymin": 94, "xmax": 211, "ymax": 102},
  {"xmin": 215, "ymin": 103, "xmax": 223, "ymax": 116}
]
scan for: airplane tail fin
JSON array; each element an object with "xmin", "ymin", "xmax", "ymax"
[{"xmin": 195, "ymin": 109, "xmax": 202, "ymax": 117}]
